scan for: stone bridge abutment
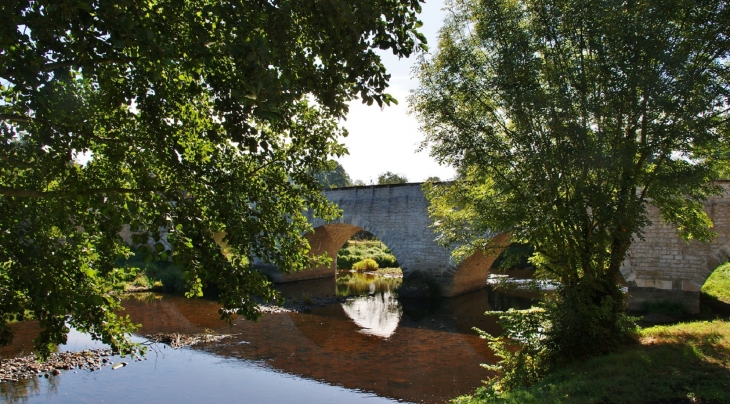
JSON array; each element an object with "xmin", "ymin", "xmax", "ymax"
[{"xmin": 623, "ymin": 182, "xmax": 730, "ymax": 313}]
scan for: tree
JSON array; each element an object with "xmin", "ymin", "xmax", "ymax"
[
  {"xmin": 412, "ymin": 0, "xmax": 730, "ymax": 369},
  {"xmin": 314, "ymin": 161, "xmax": 353, "ymax": 188},
  {"xmin": 377, "ymin": 171, "xmax": 408, "ymax": 184},
  {"xmin": 0, "ymin": 0, "xmax": 425, "ymax": 357}
]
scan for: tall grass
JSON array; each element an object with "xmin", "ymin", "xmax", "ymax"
[{"xmin": 352, "ymin": 258, "xmax": 379, "ymax": 271}]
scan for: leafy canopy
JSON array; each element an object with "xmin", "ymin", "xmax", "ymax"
[
  {"xmin": 0, "ymin": 0, "xmax": 424, "ymax": 357},
  {"xmin": 377, "ymin": 171, "xmax": 408, "ymax": 184},
  {"xmin": 412, "ymin": 0, "xmax": 730, "ymax": 365},
  {"xmin": 314, "ymin": 161, "xmax": 353, "ymax": 188}
]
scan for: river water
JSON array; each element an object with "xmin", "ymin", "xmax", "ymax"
[{"xmin": 0, "ymin": 272, "xmax": 536, "ymax": 404}]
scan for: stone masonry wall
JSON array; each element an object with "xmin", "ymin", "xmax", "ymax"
[
  {"xmin": 622, "ymin": 181, "xmax": 730, "ymax": 312},
  {"xmin": 307, "ymin": 183, "xmax": 456, "ymax": 277}
]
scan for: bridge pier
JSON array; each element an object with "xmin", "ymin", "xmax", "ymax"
[{"xmin": 627, "ymin": 287, "xmax": 700, "ymax": 314}]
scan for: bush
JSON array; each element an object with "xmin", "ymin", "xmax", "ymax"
[
  {"xmin": 475, "ymin": 308, "xmax": 550, "ymax": 393},
  {"xmin": 352, "ymin": 258, "xmax": 379, "ymax": 271},
  {"xmin": 154, "ymin": 267, "xmax": 186, "ymax": 294}
]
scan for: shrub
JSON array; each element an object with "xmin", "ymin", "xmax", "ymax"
[
  {"xmin": 129, "ymin": 273, "xmax": 152, "ymax": 289},
  {"xmin": 352, "ymin": 258, "xmax": 379, "ymax": 271}
]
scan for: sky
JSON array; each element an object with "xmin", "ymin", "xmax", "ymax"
[{"xmin": 336, "ymin": 0, "xmax": 455, "ymax": 184}]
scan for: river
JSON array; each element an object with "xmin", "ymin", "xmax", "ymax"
[{"xmin": 0, "ymin": 271, "xmax": 536, "ymax": 403}]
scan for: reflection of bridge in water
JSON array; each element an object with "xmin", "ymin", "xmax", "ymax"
[
  {"xmin": 260, "ymin": 182, "xmax": 730, "ymax": 313},
  {"xmin": 111, "ymin": 288, "xmax": 504, "ymax": 404}
]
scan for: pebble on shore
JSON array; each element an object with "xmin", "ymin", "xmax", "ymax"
[{"xmin": 0, "ymin": 348, "xmax": 117, "ymax": 382}]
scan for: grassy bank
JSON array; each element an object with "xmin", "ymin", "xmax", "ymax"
[
  {"xmin": 337, "ymin": 240, "xmax": 399, "ymax": 269},
  {"xmin": 702, "ymin": 262, "xmax": 730, "ymax": 305},
  {"xmin": 453, "ymin": 320, "xmax": 730, "ymax": 404}
]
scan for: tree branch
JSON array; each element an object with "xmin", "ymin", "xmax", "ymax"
[
  {"xmin": 0, "ymin": 186, "xmax": 158, "ymax": 198},
  {"xmin": 0, "ymin": 114, "xmax": 32, "ymax": 123},
  {"xmin": 0, "ymin": 155, "xmax": 34, "ymax": 169},
  {"xmin": 3, "ymin": 57, "xmax": 135, "ymax": 79}
]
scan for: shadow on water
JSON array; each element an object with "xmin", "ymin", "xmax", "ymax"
[{"xmin": 0, "ymin": 270, "xmax": 539, "ymax": 404}]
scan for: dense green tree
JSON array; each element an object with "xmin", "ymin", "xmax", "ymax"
[
  {"xmin": 0, "ymin": 0, "xmax": 425, "ymax": 357},
  {"xmin": 377, "ymin": 171, "xmax": 408, "ymax": 184},
  {"xmin": 314, "ymin": 161, "xmax": 353, "ymax": 188},
  {"xmin": 412, "ymin": 0, "xmax": 730, "ymax": 371}
]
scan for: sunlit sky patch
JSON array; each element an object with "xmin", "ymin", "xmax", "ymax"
[{"xmin": 338, "ymin": 0, "xmax": 455, "ymax": 184}]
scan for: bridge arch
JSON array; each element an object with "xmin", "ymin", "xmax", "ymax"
[
  {"xmin": 702, "ymin": 242, "xmax": 730, "ymax": 287},
  {"xmin": 284, "ymin": 221, "xmax": 409, "ymax": 282}
]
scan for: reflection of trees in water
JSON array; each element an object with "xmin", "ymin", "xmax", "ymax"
[
  {"xmin": 0, "ymin": 373, "xmax": 59, "ymax": 404},
  {"xmin": 341, "ymin": 291, "xmax": 402, "ymax": 338},
  {"xmin": 335, "ymin": 272, "xmax": 401, "ymax": 296},
  {"xmin": 486, "ymin": 286, "xmax": 539, "ymax": 311}
]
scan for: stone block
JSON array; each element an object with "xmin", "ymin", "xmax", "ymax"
[
  {"xmin": 628, "ymin": 287, "xmax": 700, "ymax": 314},
  {"xmin": 682, "ymin": 280, "xmax": 702, "ymax": 292},
  {"xmin": 635, "ymin": 279, "xmax": 673, "ymax": 290}
]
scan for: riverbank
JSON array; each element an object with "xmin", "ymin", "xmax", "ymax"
[
  {"xmin": 0, "ymin": 349, "xmax": 130, "ymax": 382},
  {"xmin": 701, "ymin": 262, "xmax": 730, "ymax": 307},
  {"xmin": 452, "ymin": 319, "xmax": 730, "ymax": 404}
]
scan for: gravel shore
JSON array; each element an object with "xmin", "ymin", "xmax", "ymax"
[{"xmin": 0, "ymin": 348, "xmax": 137, "ymax": 382}]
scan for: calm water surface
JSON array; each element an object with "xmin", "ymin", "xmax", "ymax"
[{"xmin": 0, "ymin": 271, "xmax": 536, "ymax": 403}]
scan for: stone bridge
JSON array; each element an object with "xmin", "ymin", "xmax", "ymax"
[
  {"xmin": 259, "ymin": 183, "xmax": 507, "ymax": 297},
  {"xmin": 261, "ymin": 182, "xmax": 730, "ymax": 312}
]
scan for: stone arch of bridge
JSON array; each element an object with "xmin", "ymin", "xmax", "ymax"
[
  {"xmin": 700, "ymin": 242, "xmax": 730, "ymax": 289},
  {"xmin": 304, "ymin": 220, "xmax": 407, "ymax": 277},
  {"xmin": 445, "ymin": 233, "xmax": 512, "ymax": 296}
]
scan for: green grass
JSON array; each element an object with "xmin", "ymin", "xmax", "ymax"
[
  {"xmin": 453, "ymin": 320, "xmax": 730, "ymax": 404},
  {"xmin": 337, "ymin": 240, "xmax": 399, "ymax": 269},
  {"xmin": 702, "ymin": 262, "xmax": 730, "ymax": 304}
]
